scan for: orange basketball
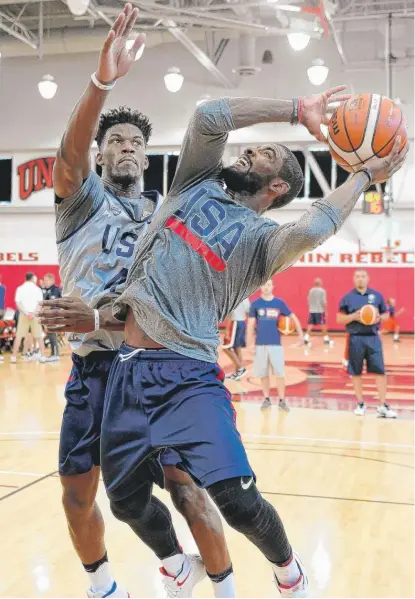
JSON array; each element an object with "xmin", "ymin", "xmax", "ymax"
[
  {"xmin": 328, "ymin": 94, "xmax": 407, "ymax": 173},
  {"xmin": 360, "ymin": 304, "xmax": 378, "ymax": 326},
  {"xmin": 278, "ymin": 315, "xmax": 296, "ymax": 335}
]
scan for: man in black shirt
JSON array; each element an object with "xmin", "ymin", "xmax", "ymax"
[{"xmin": 43, "ymin": 273, "xmax": 62, "ymax": 360}]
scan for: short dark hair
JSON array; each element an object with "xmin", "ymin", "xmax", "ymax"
[
  {"xmin": 268, "ymin": 145, "xmax": 304, "ymax": 210},
  {"xmin": 95, "ymin": 106, "xmax": 152, "ymax": 148},
  {"xmin": 25, "ymin": 272, "xmax": 35, "ymax": 282}
]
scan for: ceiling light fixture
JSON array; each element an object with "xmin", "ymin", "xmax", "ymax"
[
  {"xmin": 287, "ymin": 32, "xmax": 310, "ymax": 51},
  {"xmin": 38, "ymin": 74, "xmax": 58, "ymax": 99},
  {"xmin": 164, "ymin": 67, "xmax": 184, "ymax": 93},
  {"xmin": 307, "ymin": 59, "xmax": 329, "ymax": 86},
  {"xmin": 67, "ymin": 0, "xmax": 90, "ymax": 16}
]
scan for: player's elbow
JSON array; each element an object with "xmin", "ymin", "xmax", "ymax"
[
  {"xmin": 336, "ymin": 312, "xmax": 344, "ymax": 324},
  {"xmin": 192, "ymin": 98, "xmax": 231, "ymax": 135}
]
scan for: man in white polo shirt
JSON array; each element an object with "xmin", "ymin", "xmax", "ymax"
[{"xmin": 11, "ymin": 273, "xmax": 45, "ymax": 363}]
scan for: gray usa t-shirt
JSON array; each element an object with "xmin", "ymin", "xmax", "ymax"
[
  {"xmin": 115, "ymin": 97, "xmax": 344, "ymax": 362},
  {"xmin": 55, "ymin": 171, "xmax": 161, "ymax": 356}
]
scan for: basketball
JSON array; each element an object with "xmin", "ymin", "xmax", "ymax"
[
  {"xmin": 278, "ymin": 315, "xmax": 296, "ymax": 335},
  {"xmin": 360, "ymin": 304, "xmax": 379, "ymax": 326},
  {"xmin": 328, "ymin": 94, "xmax": 407, "ymax": 172}
]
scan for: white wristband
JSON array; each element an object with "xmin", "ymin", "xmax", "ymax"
[
  {"xmin": 93, "ymin": 309, "xmax": 100, "ymax": 331},
  {"xmin": 91, "ymin": 72, "xmax": 116, "ymax": 91}
]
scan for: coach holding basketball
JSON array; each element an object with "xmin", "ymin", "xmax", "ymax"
[{"xmin": 337, "ymin": 269, "xmax": 396, "ymax": 418}]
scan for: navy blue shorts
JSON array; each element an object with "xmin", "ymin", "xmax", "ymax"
[
  {"xmin": 101, "ymin": 345, "xmax": 254, "ymax": 501},
  {"xmin": 222, "ymin": 320, "xmax": 246, "ymax": 349},
  {"xmin": 308, "ymin": 313, "xmax": 325, "ymax": 326},
  {"xmin": 347, "ymin": 335, "xmax": 385, "ymax": 376},
  {"xmin": 59, "ymin": 351, "xmax": 180, "ymax": 476}
]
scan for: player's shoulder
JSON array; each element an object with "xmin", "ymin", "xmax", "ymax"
[{"xmin": 250, "ymin": 297, "xmax": 263, "ymax": 308}]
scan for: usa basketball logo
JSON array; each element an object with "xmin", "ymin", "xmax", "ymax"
[{"xmin": 368, "ymin": 294, "xmax": 375, "ymax": 304}]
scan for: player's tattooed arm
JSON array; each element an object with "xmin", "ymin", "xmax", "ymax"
[
  {"xmin": 263, "ymin": 137, "xmax": 408, "ymax": 277},
  {"xmin": 54, "ymin": 3, "xmax": 145, "ymax": 200},
  {"xmin": 38, "ymin": 297, "xmax": 124, "ymax": 332}
]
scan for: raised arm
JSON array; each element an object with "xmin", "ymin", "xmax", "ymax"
[
  {"xmin": 261, "ymin": 137, "xmax": 408, "ymax": 280},
  {"xmin": 169, "ymin": 86, "xmax": 351, "ymax": 196},
  {"xmin": 53, "ymin": 4, "xmax": 145, "ymax": 200}
]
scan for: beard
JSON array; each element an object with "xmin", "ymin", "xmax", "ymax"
[
  {"xmin": 220, "ymin": 165, "xmax": 271, "ymax": 196},
  {"xmin": 111, "ymin": 172, "xmax": 137, "ymax": 189}
]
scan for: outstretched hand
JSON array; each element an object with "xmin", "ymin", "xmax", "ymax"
[
  {"xmin": 96, "ymin": 3, "xmax": 145, "ymax": 85},
  {"xmin": 301, "ymin": 85, "xmax": 352, "ymax": 143}
]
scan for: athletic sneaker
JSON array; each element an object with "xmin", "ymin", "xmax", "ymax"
[
  {"xmin": 377, "ymin": 405, "xmax": 398, "ymax": 419},
  {"xmin": 10, "ymin": 355, "xmax": 17, "ymax": 363},
  {"xmin": 42, "ymin": 355, "xmax": 60, "ymax": 363},
  {"xmin": 87, "ymin": 581, "xmax": 129, "ymax": 598},
  {"xmin": 274, "ymin": 551, "xmax": 309, "ymax": 598},
  {"xmin": 160, "ymin": 554, "xmax": 206, "ymax": 598},
  {"xmin": 234, "ymin": 367, "xmax": 247, "ymax": 380},
  {"xmin": 354, "ymin": 403, "xmax": 366, "ymax": 416},
  {"xmin": 261, "ymin": 397, "xmax": 271, "ymax": 410},
  {"xmin": 0, "ymin": 354, "xmax": 3, "ymax": 362},
  {"xmin": 278, "ymin": 399, "xmax": 290, "ymax": 412}
]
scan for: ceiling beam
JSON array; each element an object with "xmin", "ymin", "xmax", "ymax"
[
  {"xmin": 162, "ymin": 18, "xmax": 234, "ymax": 88},
  {"xmin": 0, "ymin": 8, "xmax": 38, "ymax": 48}
]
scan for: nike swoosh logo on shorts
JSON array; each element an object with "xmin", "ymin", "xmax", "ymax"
[{"xmin": 241, "ymin": 477, "xmax": 253, "ymax": 490}]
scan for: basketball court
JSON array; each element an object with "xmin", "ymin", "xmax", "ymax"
[
  {"xmin": 0, "ymin": 334, "xmax": 414, "ymax": 597},
  {"xmin": 0, "ymin": 0, "xmax": 414, "ymax": 597}
]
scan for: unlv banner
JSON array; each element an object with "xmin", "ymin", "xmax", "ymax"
[
  {"xmin": 13, "ymin": 154, "xmax": 56, "ymax": 206},
  {"xmin": 11, "ymin": 152, "xmax": 97, "ymax": 206}
]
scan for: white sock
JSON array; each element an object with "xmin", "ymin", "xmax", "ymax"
[
  {"xmin": 161, "ymin": 552, "xmax": 186, "ymax": 577},
  {"xmin": 324, "ymin": 335, "xmax": 330, "ymax": 342},
  {"xmin": 304, "ymin": 334, "xmax": 310, "ymax": 342},
  {"xmin": 394, "ymin": 334, "xmax": 399, "ymax": 341},
  {"xmin": 272, "ymin": 553, "xmax": 301, "ymax": 586},
  {"xmin": 87, "ymin": 562, "xmax": 114, "ymax": 593},
  {"xmin": 208, "ymin": 567, "xmax": 236, "ymax": 598}
]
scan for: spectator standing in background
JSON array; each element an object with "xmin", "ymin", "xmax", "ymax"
[
  {"xmin": 223, "ymin": 298, "xmax": 250, "ymax": 380},
  {"xmin": 0, "ymin": 275, "xmax": 5, "ymax": 318},
  {"xmin": 337, "ymin": 269, "xmax": 395, "ymax": 418},
  {"xmin": 0, "ymin": 275, "xmax": 4, "ymax": 361},
  {"xmin": 383, "ymin": 298, "xmax": 405, "ymax": 343},
  {"xmin": 42, "ymin": 273, "xmax": 62, "ymax": 361},
  {"xmin": 304, "ymin": 278, "xmax": 331, "ymax": 346},
  {"xmin": 247, "ymin": 279, "xmax": 304, "ymax": 412},
  {"xmin": 11, "ymin": 273, "xmax": 45, "ymax": 363}
]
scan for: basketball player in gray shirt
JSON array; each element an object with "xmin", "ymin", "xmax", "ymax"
[
  {"xmin": 97, "ymin": 70, "xmax": 406, "ymax": 595},
  {"xmin": 41, "ymin": 5, "xmax": 234, "ymax": 598}
]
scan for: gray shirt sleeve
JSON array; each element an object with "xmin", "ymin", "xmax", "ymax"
[
  {"xmin": 261, "ymin": 199, "xmax": 342, "ymax": 279},
  {"xmin": 169, "ymin": 98, "xmax": 235, "ymax": 196},
  {"xmin": 55, "ymin": 171, "xmax": 105, "ymax": 242},
  {"xmin": 169, "ymin": 96, "xmax": 293, "ymax": 196}
]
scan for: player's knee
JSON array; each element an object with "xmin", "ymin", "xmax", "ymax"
[
  {"xmin": 164, "ymin": 466, "xmax": 210, "ymax": 525},
  {"xmin": 61, "ymin": 479, "xmax": 96, "ymax": 517},
  {"xmin": 207, "ymin": 477, "xmax": 262, "ymax": 534},
  {"xmin": 110, "ymin": 485, "xmax": 151, "ymax": 526}
]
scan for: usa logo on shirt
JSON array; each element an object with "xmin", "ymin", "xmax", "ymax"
[
  {"xmin": 368, "ymin": 294, "xmax": 376, "ymax": 304},
  {"xmin": 258, "ymin": 309, "xmax": 266, "ymax": 317}
]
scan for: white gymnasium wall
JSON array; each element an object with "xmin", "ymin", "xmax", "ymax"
[
  {"xmin": 0, "ymin": 33, "xmax": 413, "ymax": 150},
  {"xmin": 0, "ymin": 33, "xmax": 413, "ymax": 266}
]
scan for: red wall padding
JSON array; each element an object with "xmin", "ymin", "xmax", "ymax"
[
  {"xmin": 1, "ymin": 265, "xmax": 413, "ymax": 332},
  {"xmin": 265, "ymin": 267, "xmax": 414, "ymax": 332},
  {"xmin": 1, "ymin": 265, "xmax": 61, "ymax": 310}
]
